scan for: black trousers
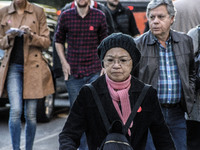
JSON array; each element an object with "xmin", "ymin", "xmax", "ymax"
[{"xmin": 187, "ymin": 120, "xmax": 200, "ymax": 150}]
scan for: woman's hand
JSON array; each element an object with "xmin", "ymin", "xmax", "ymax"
[
  {"xmin": 6, "ymin": 30, "xmax": 19, "ymax": 40},
  {"xmin": 19, "ymin": 25, "xmax": 32, "ymax": 36}
]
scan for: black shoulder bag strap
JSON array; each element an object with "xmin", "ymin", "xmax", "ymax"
[
  {"xmin": 123, "ymin": 85, "xmax": 150, "ymax": 134},
  {"xmin": 87, "ymin": 84, "xmax": 151, "ymax": 134},
  {"xmin": 87, "ymin": 84, "xmax": 110, "ymax": 133}
]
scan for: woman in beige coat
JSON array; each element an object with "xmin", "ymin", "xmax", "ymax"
[{"xmin": 0, "ymin": 0, "xmax": 54, "ymax": 149}]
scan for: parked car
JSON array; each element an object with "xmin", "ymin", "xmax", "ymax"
[{"xmin": 0, "ymin": 0, "xmax": 59, "ymax": 122}]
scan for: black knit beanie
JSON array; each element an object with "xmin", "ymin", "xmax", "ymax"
[{"xmin": 97, "ymin": 33, "xmax": 141, "ymax": 69}]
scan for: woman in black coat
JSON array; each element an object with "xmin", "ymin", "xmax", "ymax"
[{"xmin": 59, "ymin": 33, "xmax": 175, "ymax": 150}]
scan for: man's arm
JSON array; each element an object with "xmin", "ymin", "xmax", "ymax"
[
  {"xmin": 189, "ymin": 36, "xmax": 196, "ymax": 95},
  {"xmin": 55, "ymin": 42, "xmax": 70, "ymax": 80},
  {"xmin": 98, "ymin": 13, "xmax": 108, "ymax": 42},
  {"xmin": 54, "ymin": 9, "xmax": 70, "ymax": 80},
  {"xmin": 52, "ymin": 3, "xmax": 71, "ymax": 78}
]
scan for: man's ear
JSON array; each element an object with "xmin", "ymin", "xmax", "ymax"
[{"xmin": 171, "ymin": 16, "xmax": 175, "ymax": 25}]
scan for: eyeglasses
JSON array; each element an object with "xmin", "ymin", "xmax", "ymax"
[{"xmin": 103, "ymin": 58, "xmax": 132, "ymax": 66}]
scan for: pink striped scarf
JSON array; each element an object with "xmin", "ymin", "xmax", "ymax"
[{"xmin": 106, "ymin": 74, "xmax": 132, "ymax": 135}]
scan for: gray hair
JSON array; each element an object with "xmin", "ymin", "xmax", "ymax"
[{"xmin": 146, "ymin": 0, "xmax": 176, "ymax": 19}]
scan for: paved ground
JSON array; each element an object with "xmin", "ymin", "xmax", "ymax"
[{"xmin": 0, "ymin": 99, "xmax": 69, "ymax": 150}]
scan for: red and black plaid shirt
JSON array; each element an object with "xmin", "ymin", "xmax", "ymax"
[{"xmin": 55, "ymin": 7, "xmax": 107, "ymax": 78}]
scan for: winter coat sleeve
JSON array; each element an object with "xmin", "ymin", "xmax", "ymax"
[{"xmin": 59, "ymin": 88, "xmax": 87, "ymax": 150}]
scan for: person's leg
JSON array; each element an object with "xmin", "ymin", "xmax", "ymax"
[
  {"xmin": 65, "ymin": 75, "xmax": 87, "ymax": 150},
  {"xmin": 77, "ymin": 72, "xmax": 100, "ymax": 150},
  {"xmin": 24, "ymin": 99, "xmax": 38, "ymax": 150},
  {"xmin": 65, "ymin": 72, "xmax": 100, "ymax": 150},
  {"xmin": 145, "ymin": 129, "xmax": 156, "ymax": 150},
  {"xmin": 65, "ymin": 75, "xmax": 85, "ymax": 108},
  {"xmin": 187, "ymin": 120, "xmax": 200, "ymax": 150},
  {"xmin": 65, "ymin": 72, "xmax": 100, "ymax": 107},
  {"xmin": 86, "ymin": 72, "xmax": 100, "ymax": 84},
  {"xmin": 7, "ymin": 64, "xmax": 24, "ymax": 150},
  {"xmin": 162, "ymin": 105, "xmax": 186, "ymax": 150}
]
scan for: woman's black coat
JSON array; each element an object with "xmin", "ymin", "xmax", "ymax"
[{"xmin": 59, "ymin": 75, "xmax": 175, "ymax": 150}]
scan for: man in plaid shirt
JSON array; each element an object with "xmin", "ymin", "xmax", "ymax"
[
  {"xmin": 55, "ymin": 0, "xmax": 107, "ymax": 149},
  {"xmin": 135, "ymin": 0, "xmax": 195, "ymax": 150}
]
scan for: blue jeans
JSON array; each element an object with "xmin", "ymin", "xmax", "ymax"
[
  {"xmin": 65, "ymin": 72, "xmax": 100, "ymax": 150},
  {"xmin": 145, "ymin": 105, "xmax": 186, "ymax": 150},
  {"xmin": 7, "ymin": 64, "xmax": 38, "ymax": 150},
  {"xmin": 65, "ymin": 72, "xmax": 100, "ymax": 108}
]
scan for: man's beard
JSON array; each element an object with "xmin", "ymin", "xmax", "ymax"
[
  {"xmin": 108, "ymin": 0, "xmax": 118, "ymax": 7},
  {"xmin": 77, "ymin": 2, "xmax": 88, "ymax": 8}
]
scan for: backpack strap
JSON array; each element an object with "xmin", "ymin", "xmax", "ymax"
[
  {"xmin": 87, "ymin": 84, "xmax": 111, "ymax": 133},
  {"xmin": 123, "ymin": 85, "xmax": 150, "ymax": 134},
  {"xmin": 71, "ymin": 2, "xmax": 75, "ymax": 8},
  {"xmin": 87, "ymin": 83, "xmax": 150, "ymax": 134},
  {"xmin": 94, "ymin": 1, "xmax": 98, "ymax": 8}
]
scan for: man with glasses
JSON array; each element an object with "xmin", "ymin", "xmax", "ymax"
[{"xmin": 135, "ymin": 0, "xmax": 195, "ymax": 150}]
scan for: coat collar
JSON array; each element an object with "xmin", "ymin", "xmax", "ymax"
[
  {"xmin": 116, "ymin": 2, "xmax": 125, "ymax": 13},
  {"xmin": 8, "ymin": 1, "xmax": 33, "ymax": 14},
  {"xmin": 146, "ymin": 30, "xmax": 180, "ymax": 45},
  {"xmin": 105, "ymin": 2, "xmax": 124, "ymax": 14},
  {"xmin": 96, "ymin": 75, "xmax": 144, "ymax": 94},
  {"xmin": 93, "ymin": 75, "xmax": 145, "ymax": 125}
]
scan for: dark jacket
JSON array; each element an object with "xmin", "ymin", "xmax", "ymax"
[
  {"xmin": 135, "ymin": 30, "xmax": 195, "ymax": 114},
  {"xmin": 106, "ymin": 3, "xmax": 140, "ymax": 37},
  {"xmin": 59, "ymin": 75, "xmax": 175, "ymax": 150}
]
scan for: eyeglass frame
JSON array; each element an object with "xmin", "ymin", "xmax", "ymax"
[{"xmin": 103, "ymin": 58, "xmax": 132, "ymax": 66}]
